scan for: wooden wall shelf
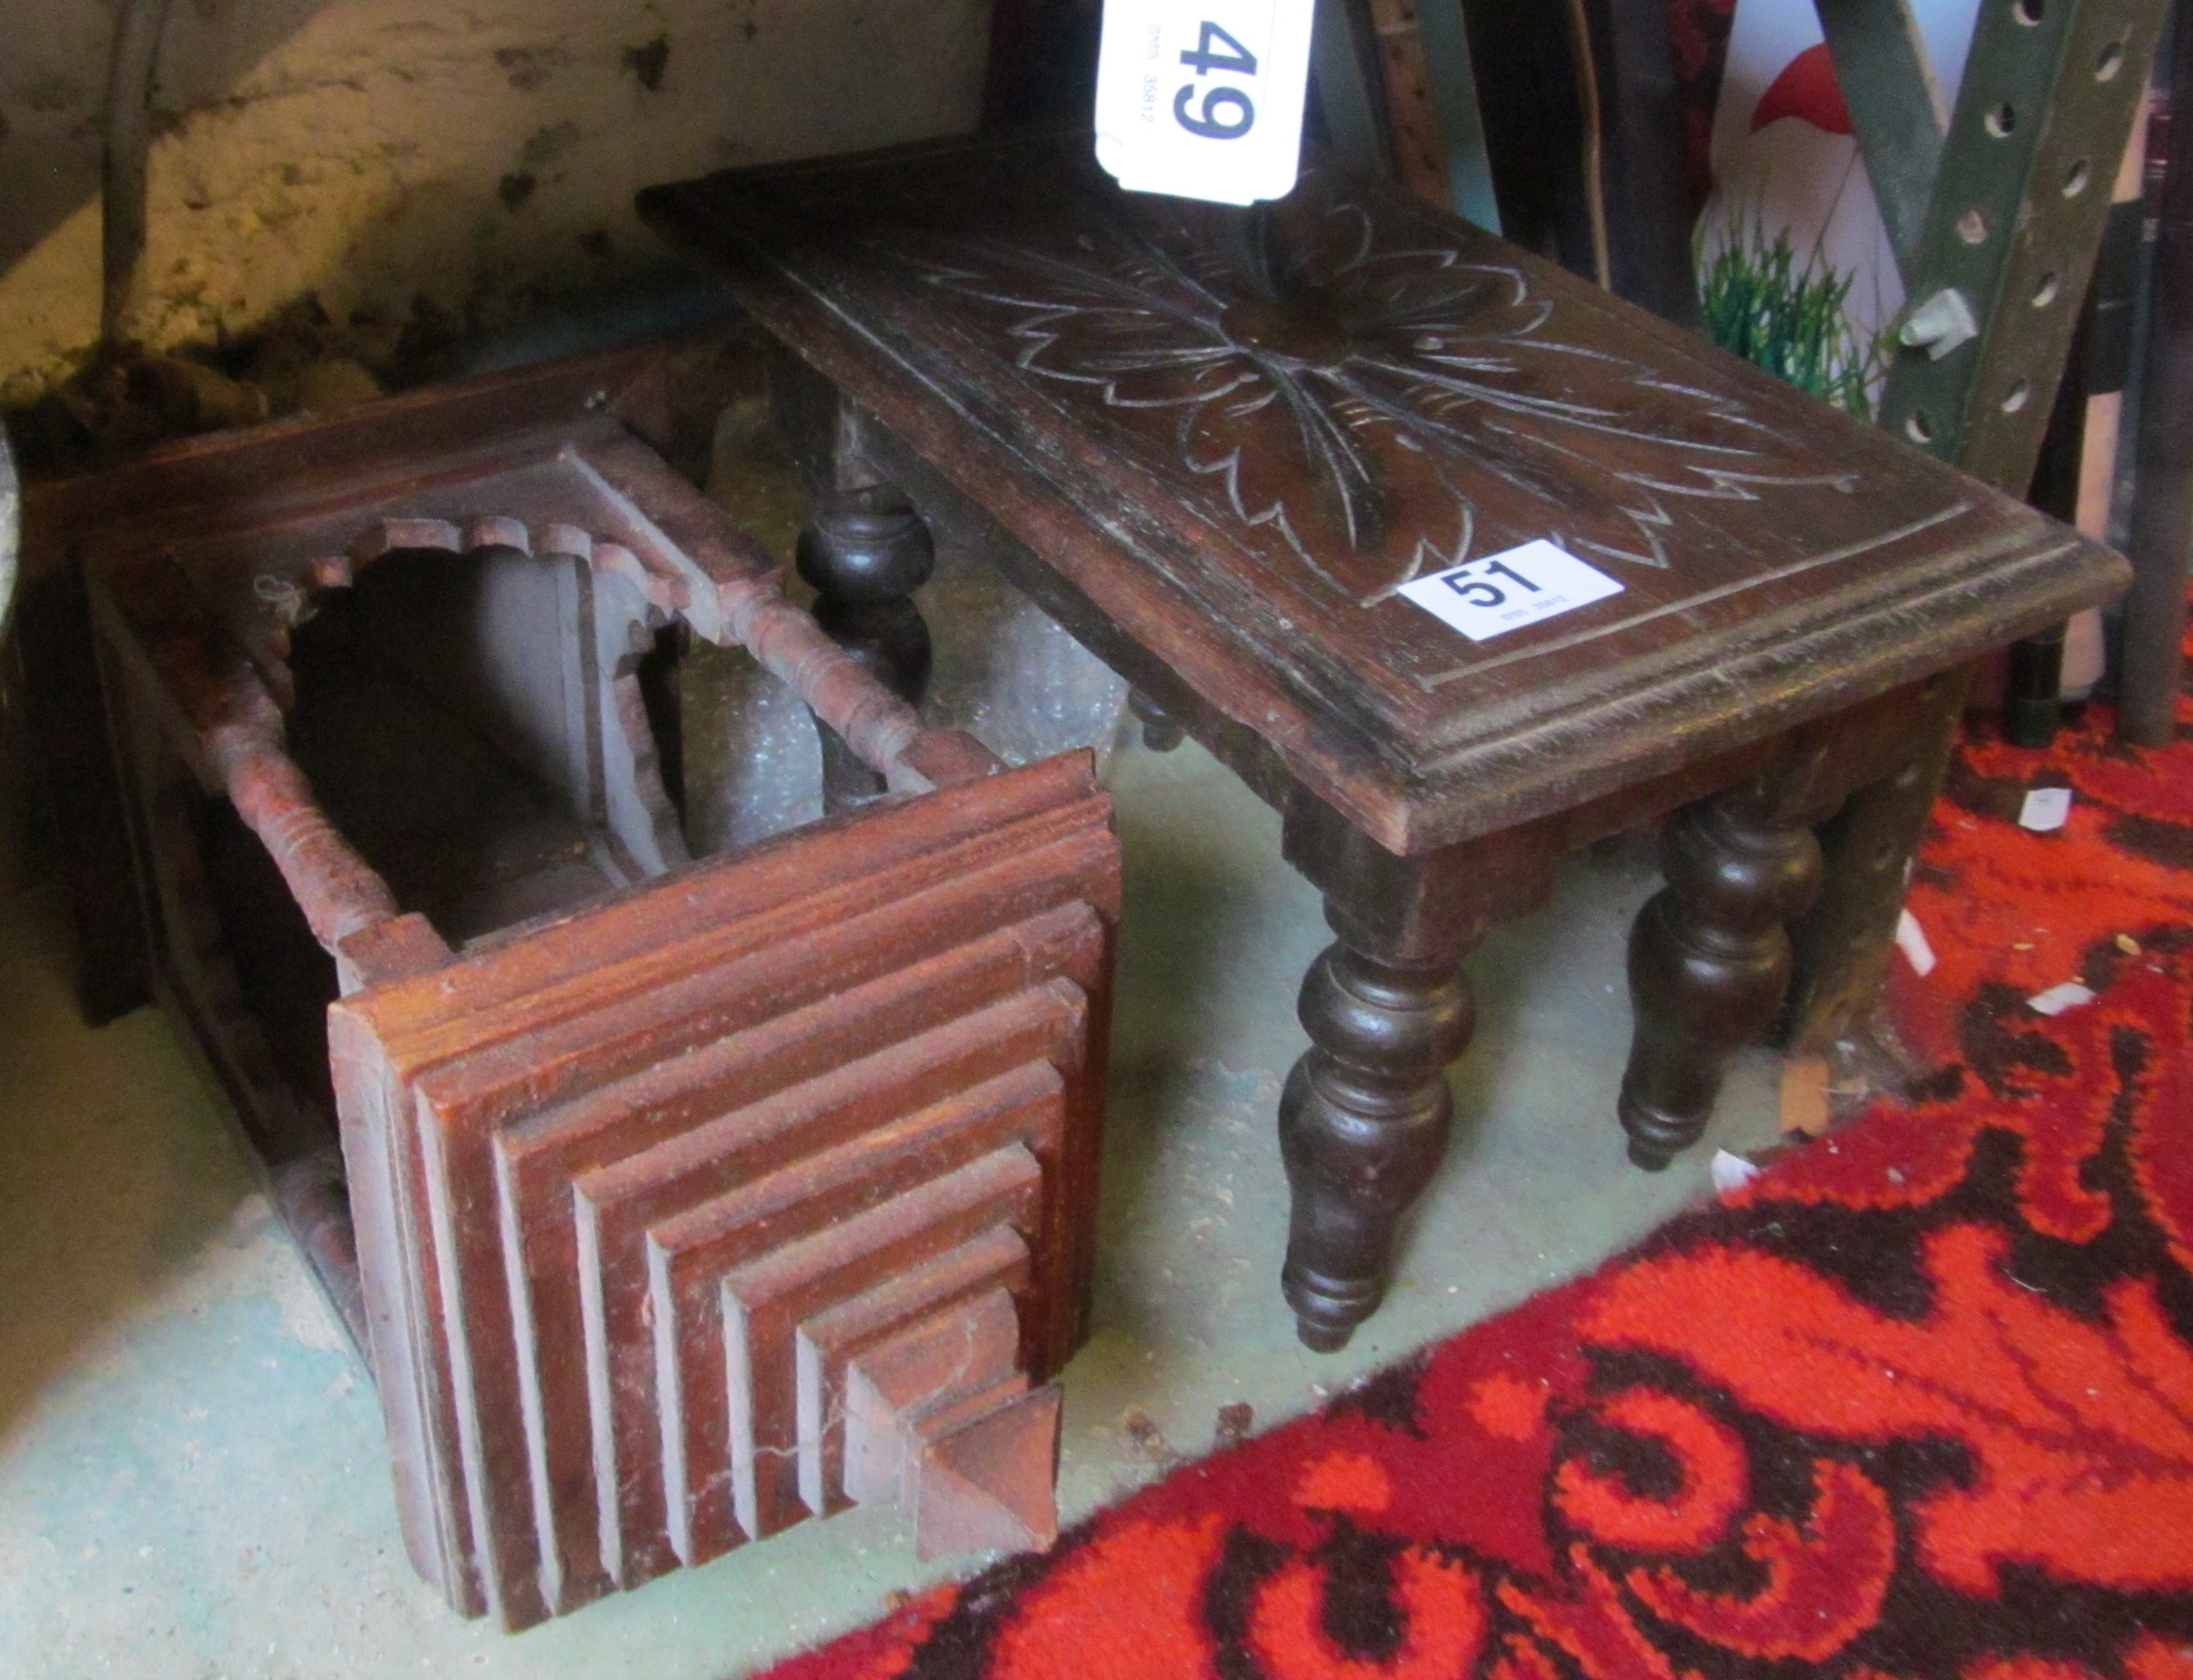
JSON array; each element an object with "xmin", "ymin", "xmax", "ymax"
[{"xmin": 30, "ymin": 344, "xmax": 1120, "ymax": 1629}]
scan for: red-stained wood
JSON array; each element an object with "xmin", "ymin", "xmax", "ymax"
[
  {"xmin": 798, "ymin": 1227, "xmax": 1033, "ymax": 1519},
  {"xmin": 564, "ymin": 977, "xmax": 1087, "ymax": 1584},
  {"xmin": 716, "ymin": 1144, "xmax": 1047, "ymax": 1550},
  {"xmin": 841, "ymin": 1284, "xmax": 1063, "ymax": 1558},
  {"xmin": 65, "ymin": 347, "xmax": 1121, "ymax": 1629},
  {"xmin": 842, "ymin": 1286, "xmax": 1027, "ymax": 1513},
  {"xmin": 913, "ymin": 1380, "xmax": 1064, "ymax": 1559}
]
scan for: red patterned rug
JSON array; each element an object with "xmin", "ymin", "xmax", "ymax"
[{"xmin": 761, "ymin": 679, "xmax": 2193, "ymax": 1680}]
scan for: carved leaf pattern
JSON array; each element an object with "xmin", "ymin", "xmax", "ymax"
[{"xmin": 909, "ymin": 175, "xmax": 1852, "ymax": 603}]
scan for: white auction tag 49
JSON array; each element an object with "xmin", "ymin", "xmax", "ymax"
[
  {"xmin": 1397, "ymin": 540, "xmax": 1626, "ymax": 642},
  {"xmin": 1093, "ymin": 0, "xmax": 1317, "ymax": 206}
]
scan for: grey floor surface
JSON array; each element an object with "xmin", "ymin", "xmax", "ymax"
[{"xmin": 0, "ymin": 732, "xmax": 1785, "ymax": 1679}]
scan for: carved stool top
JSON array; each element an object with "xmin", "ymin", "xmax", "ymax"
[{"xmin": 642, "ymin": 133, "xmax": 2126, "ymax": 854}]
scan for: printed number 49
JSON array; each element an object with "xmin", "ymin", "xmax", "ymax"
[
  {"xmin": 1175, "ymin": 21, "xmax": 1257, "ymax": 141},
  {"xmin": 1180, "ymin": 21, "xmax": 1256, "ymax": 75}
]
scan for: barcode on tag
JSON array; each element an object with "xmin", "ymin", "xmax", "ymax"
[
  {"xmin": 1397, "ymin": 540, "xmax": 1626, "ymax": 642},
  {"xmin": 1093, "ymin": 0, "xmax": 1317, "ymax": 206}
]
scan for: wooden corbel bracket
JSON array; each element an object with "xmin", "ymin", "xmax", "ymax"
[{"xmin": 64, "ymin": 346, "xmax": 1118, "ymax": 1631}]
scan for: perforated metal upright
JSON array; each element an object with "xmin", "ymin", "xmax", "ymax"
[
  {"xmin": 1824, "ymin": 0, "xmax": 2168, "ymax": 492},
  {"xmin": 1789, "ymin": 0, "xmax": 2166, "ymax": 1058}
]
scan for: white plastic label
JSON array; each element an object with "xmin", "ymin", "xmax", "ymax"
[
  {"xmin": 1711, "ymin": 1150, "xmax": 1762, "ymax": 1194},
  {"xmin": 1397, "ymin": 540, "xmax": 1626, "ymax": 642},
  {"xmin": 1894, "ymin": 908, "xmax": 1937, "ymax": 976},
  {"xmin": 2027, "ymin": 981, "xmax": 2096, "ymax": 1017},
  {"xmin": 2018, "ymin": 787, "xmax": 2073, "ymax": 832},
  {"xmin": 1093, "ymin": 0, "xmax": 1317, "ymax": 206}
]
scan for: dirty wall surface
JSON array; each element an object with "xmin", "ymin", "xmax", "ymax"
[{"xmin": 0, "ymin": 0, "xmax": 989, "ymax": 394}]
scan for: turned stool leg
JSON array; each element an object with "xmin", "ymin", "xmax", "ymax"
[
  {"xmin": 796, "ymin": 484, "xmax": 936, "ymax": 811},
  {"xmin": 1620, "ymin": 786, "xmax": 1825, "ymax": 1169},
  {"xmin": 1127, "ymin": 689, "xmax": 1185, "ymax": 751},
  {"xmin": 1279, "ymin": 910, "xmax": 1477, "ymax": 1351},
  {"xmin": 1276, "ymin": 804, "xmax": 1548, "ymax": 1352}
]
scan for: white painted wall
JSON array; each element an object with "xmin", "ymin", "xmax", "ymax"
[{"xmin": 0, "ymin": 0, "xmax": 992, "ymax": 394}]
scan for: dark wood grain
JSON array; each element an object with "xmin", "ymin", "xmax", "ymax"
[
  {"xmin": 12, "ymin": 564, "xmax": 149, "ymax": 1023},
  {"xmin": 642, "ymin": 132, "xmax": 2130, "ymax": 1353},
  {"xmin": 1620, "ymin": 763, "xmax": 1834, "ymax": 1169},
  {"xmin": 795, "ymin": 483, "xmax": 938, "ymax": 811},
  {"xmin": 641, "ymin": 133, "xmax": 2127, "ymax": 854}
]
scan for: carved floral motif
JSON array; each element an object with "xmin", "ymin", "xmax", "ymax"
[{"xmin": 907, "ymin": 174, "xmax": 1853, "ymax": 604}]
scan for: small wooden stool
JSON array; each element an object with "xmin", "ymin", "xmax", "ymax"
[
  {"xmin": 45, "ymin": 348, "xmax": 1120, "ymax": 1627},
  {"xmin": 640, "ymin": 133, "xmax": 2128, "ymax": 1351}
]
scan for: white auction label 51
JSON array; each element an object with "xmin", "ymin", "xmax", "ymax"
[
  {"xmin": 1397, "ymin": 540, "xmax": 1627, "ymax": 642},
  {"xmin": 1093, "ymin": 0, "xmax": 1317, "ymax": 206}
]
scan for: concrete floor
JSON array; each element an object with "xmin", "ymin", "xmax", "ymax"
[{"xmin": 0, "ymin": 721, "xmax": 1786, "ymax": 1679}]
